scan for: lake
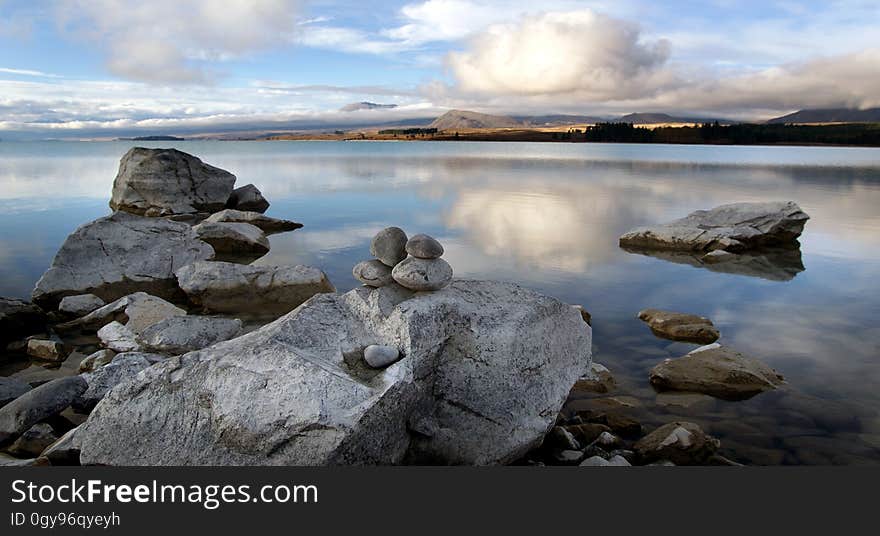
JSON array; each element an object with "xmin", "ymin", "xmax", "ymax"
[{"xmin": 2, "ymin": 140, "xmax": 880, "ymax": 465}]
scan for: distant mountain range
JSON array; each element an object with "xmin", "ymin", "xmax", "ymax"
[
  {"xmin": 617, "ymin": 112, "xmax": 733, "ymax": 125},
  {"xmin": 429, "ymin": 110, "xmax": 523, "ymax": 130},
  {"xmin": 340, "ymin": 101, "xmax": 398, "ymax": 112},
  {"xmin": 765, "ymin": 108, "xmax": 880, "ymax": 124}
]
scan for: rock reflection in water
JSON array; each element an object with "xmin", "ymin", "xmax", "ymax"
[{"xmin": 620, "ymin": 245, "xmax": 806, "ymax": 281}]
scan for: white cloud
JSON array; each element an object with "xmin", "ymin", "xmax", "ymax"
[
  {"xmin": 447, "ymin": 10, "xmax": 673, "ymax": 98},
  {"xmin": 0, "ymin": 67, "xmax": 59, "ymax": 78},
  {"xmin": 55, "ymin": 0, "xmax": 302, "ymax": 84}
]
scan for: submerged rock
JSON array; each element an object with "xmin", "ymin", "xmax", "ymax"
[
  {"xmin": 226, "ymin": 184, "xmax": 269, "ymax": 213},
  {"xmin": 31, "ymin": 212, "xmax": 214, "ymax": 308},
  {"xmin": 0, "ymin": 376, "xmax": 87, "ymax": 446},
  {"xmin": 572, "ymin": 362, "xmax": 616, "ymax": 394},
  {"xmin": 76, "ymin": 280, "xmax": 592, "ymax": 466},
  {"xmin": 175, "ymin": 261, "xmax": 335, "ymax": 315},
  {"xmin": 193, "ymin": 221, "xmax": 269, "ymax": 261},
  {"xmin": 58, "ymin": 294, "xmax": 105, "ymax": 318},
  {"xmin": 634, "ymin": 421, "xmax": 720, "ymax": 465},
  {"xmin": 136, "ymin": 316, "xmax": 242, "ymax": 355},
  {"xmin": 110, "ymin": 147, "xmax": 236, "ymax": 216},
  {"xmin": 205, "ymin": 209, "xmax": 301, "ymax": 234},
  {"xmin": 619, "ymin": 201, "xmax": 809, "ymax": 253},
  {"xmin": 638, "ymin": 308, "xmax": 720, "ymax": 344},
  {"xmin": 392, "ymin": 257, "xmax": 453, "ymax": 291},
  {"xmin": 353, "ymin": 260, "xmax": 394, "ymax": 288},
  {"xmin": 649, "ymin": 345, "xmax": 784, "ymax": 401},
  {"xmin": 370, "ymin": 227, "xmax": 408, "ymax": 267},
  {"xmin": 0, "ymin": 297, "xmax": 45, "ymax": 344}
]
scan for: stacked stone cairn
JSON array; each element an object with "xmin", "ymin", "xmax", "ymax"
[{"xmin": 351, "ymin": 227, "xmax": 453, "ymax": 369}]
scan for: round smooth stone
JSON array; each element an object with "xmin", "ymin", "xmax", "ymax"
[
  {"xmin": 364, "ymin": 344, "xmax": 401, "ymax": 368},
  {"xmin": 391, "ymin": 257, "xmax": 453, "ymax": 291},
  {"xmin": 370, "ymin": 227, "xmax": 408, "ymax": 267},
  {"xmin": 352, "ymin": 260, "xmax": 394, "ymax": 287},
  {"xmin": 405, "ymin": 234, "xmax": 444, "ymax": 259}
]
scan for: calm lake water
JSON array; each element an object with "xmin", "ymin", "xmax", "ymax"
[{"xmin": 2, "ymin": 140, "xmax": 880, "ymax": 465}]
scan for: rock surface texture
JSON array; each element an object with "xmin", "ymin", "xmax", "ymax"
[
  {"xmin": 392, "ymin": 257, "xmax": 453, "ymax": 291},
  {"xmin": 31, "ymin": 212, "xmax": 214, "ymax": 308},
  {"xmin": 370, "ymin": 227, "xmax": 408, "ymax": 267},
  {"xmin": 352, "ymin": 260, "xmax": 394, "ymax": 287},
  {"xmin": 110, "ymin": 148, "xmax": 236, "ymax": 216},
  {"xmin": 77, "ymin": 280, "xmax": 592, "ymax": 466},
  {"xmin": 58, "ymin": 294, "xmax": 106, "ymax": 318},
  {"xmin": 175, "ymin": 261, "xmax": 335, "ymax": 315},
  {"xmin": 638, "ymin": 309, "xmax": 720, "ymax": 344},
  {"xmin": 649, "ymin": 345, "xmax": 785, "ymax": 400},
  {"xmin": 0, "ymin": 376, "xmax": 87, "ymax": 446},
  {"xmin": 619, "ymin": 201, "xmax": 809, "ymax": 253},
  {"xmin": 634, "ymin": 421, "xmax": 720, "ymax": 465},
  {"xmin": 58, "ymin": 292, "xmax": 186, "ymax": 334},
  {"xmin": 136, "ymin": 316, "xmax": 242, "ymax": 355},
  {"xmin": 193, "ymin": 222, "xmax": 269, "ymax": 260}
]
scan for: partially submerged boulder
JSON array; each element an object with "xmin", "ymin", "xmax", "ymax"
[
  {"xmin": 619, "ymin": 201, "xmax": 809, "ymax": 253},
  {"xmin": 204, "ymin": 209, "xmax": 301, "ymax": 234},
  {"xmin": 634, "ymin": 421, "xmax": 720, "ymax": 465},
  {"xmin": 0, "ymin": 297, "xmax": 45, "ymax": 344},
  {"xmin": 31, "ymin": 212, "xmax": 214, "ymax": 308},
  {"xmin": 76, "ymin": 280, "xmax": 592, "ymax": 465},
  {"xmin": 136, "ymin": 316, "xmax": 242, "ymax": 355},
  {"xmin": 175, "ymin": 261, "xmax": 335, "ymax": 315},
  {"xmin": 649, "ymin": 345, "xmax": 784, "ymax": 400},
  {"xmin": 110, "ymin": 147, "xmax": 236, "ymax": 216},
  {"xmin": 638, "ymin": 308, "xmax": 720, "ymax": 344},
  {"xmin": 226, "ymin": 184, "xmax": 270, "ymax": 213}
]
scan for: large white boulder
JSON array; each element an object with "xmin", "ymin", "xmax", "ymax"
[
  {"xmin": 110, "ymin": 148, "xmax": 236, "ymax": 216},
  {"xmin": 77, "ymin": 280, "xmax": 592, "ymax": 466},
  {"xmin": 31, "ymin": 212, "xmax": 214, "ymax": 308},
  {"xmin": 619, "ymin": 201, "xmax": 809, "ymax": 253}
]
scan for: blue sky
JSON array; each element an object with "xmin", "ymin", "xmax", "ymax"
[{"xmin": 1, "ymin": 0, "xmax": 879, "ymax": 137}]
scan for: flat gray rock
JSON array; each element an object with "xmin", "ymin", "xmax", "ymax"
[
  {"xmin": 352, "ymin": 260, "xmax": 394, "ymax": 287},
  {"xmin": 137, "ymin": 316, "xmax": 242, "ymax": 355},
  {"xmin": 392, "ymin": 257, "xmax": 453, "ymax": 291},
  {"xmin": 32, "ymin": 212, "xmax": 215, "ymax": 308},
  {"xmin": 205, "ymin": 209, "xmax": 301, "ymax": 234},
  {"xmin": 0, "ymin": 377, "xmax": 32, "ymax": 408},
  {"xmin": 226, "ymin": 184, "xmax": 269, "ymax": 213},
  {"xmin": 193, "ymin": 222, "xmax": 269, "ymax": 261},
  {"xmin": 619, "ymin": 201, "xmax": 809, "ymax": 253},
  {"xmin": 0, "ymin": 297, "xmax": 45, "ymax": 344},
  {"xmin": 638, "ymin": 308, "xmax": 720, "ymax": 344},
  {"xmin": 76, "ymin": 280, "xmax": 592, "ymax": 466},
  {"xmin": 0, "ymin": 376, "xmax": 87, "ymax": 446},
  {"xmin": 176, "ymin": 261, "xmax": 335, "ymax": 315},
  {"xmin": 74, "ymin": 352, "xmax": 165, "ymax": 412},
  {"xmin": 405, "ymin": 234, "xmax": 444, "ymax": 259},
  {"xmin": 110, "ymin": 147, "xmax": 236, "ymax": 216},
  {"xmin": 58, "ymin": 294, "xmax": 105, "ymax": 318},
  {"xmin": 58, "ymin": 292, "xmax": 187, "ymax": 334},
  {"xmin": 370, "ymin": 227, "xmax": 408, "ymax": 267},
  {"xmin": 649, "ymin": 345, "xmax": 785, "ymax": 400}
]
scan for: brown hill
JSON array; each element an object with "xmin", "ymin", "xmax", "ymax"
[{"xmin": 429, "ymin": 110, "xmax": 523, "ymax": 130}]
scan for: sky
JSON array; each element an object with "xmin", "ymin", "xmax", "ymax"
[{"xmin": 0, "ymin": 0, "xmax": 879, "ymax": 138}]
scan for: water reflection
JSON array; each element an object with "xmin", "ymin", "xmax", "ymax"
[
  {"xmin": 621, "ymin": 245, "xmax": 806, "ymax": 281},
  {"xmin": 2, "ymin": 141, "xmax": 880, "ymax": 464}
]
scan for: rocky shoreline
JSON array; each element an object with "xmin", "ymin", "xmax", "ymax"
[{"xmin": 0, "ymin": 148, "xmax": 830, "ymax": 466}]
